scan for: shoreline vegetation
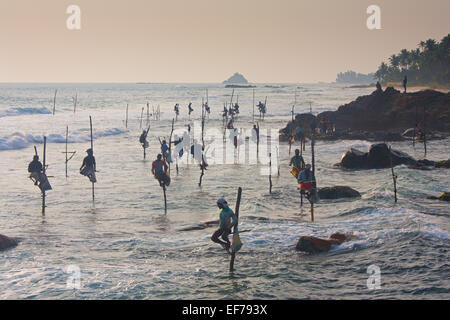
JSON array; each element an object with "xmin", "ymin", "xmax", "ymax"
[{"xmin": 374, "ymin": 34, "xmax": 450, "ymax": 88}]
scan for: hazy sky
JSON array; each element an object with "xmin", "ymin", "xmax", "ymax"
[{"xmin": 0, "ymin": 0, "xmax": 449, "ymax": 83}]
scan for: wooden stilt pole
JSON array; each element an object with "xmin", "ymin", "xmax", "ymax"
[
  {"xmin": 163, "ymin": 184, "xmax": 167, "ymax": 214},
  {"xmin": 389, "ymin": 146, "xmax": 398, "ymax": 203},
  {"xmin": 147, "ymin": 103, "xmax": 150, "ymax": 126},
  {"xmin": 42, "ymin": 136, "xmax": 47, "ymax": 216},
  {"xmin": 413, "ymin": 106, "xmax": 417, "ymax": 147},
  {"xmin": 52, "ymin": 90, "xmax": 57, "ymax": 115},
  {"xmin": 230, "ymin": 187, "xmax": 242, "ymax": 272},
  {"xmin": 269, "ymin": 153, "xmax": 273, "ymax": 194},
  {"xmin": 125, "ymin": 104, "xmax": 129, "ymax": 128},
  {"xmin": 252, "ymin": 89, "xmax": 255, "ymax": 124},
  {"xmin": 168, "ymin": 119, "xmax": 175, "ymax": 174},
  {"xmin": 90, "ymin": 116, "xmax": 95, "ymax": 203},
  {"xmin": 199, "ymin": 100, "xmax": 206, "ymax": 187},
  {"xmin": 140, "ymin": 107, "xmax": 144, "ymax": 130},
  {"xmin": 276, "ymin": 146, "xmax": 280, "ymax": 177},
  {"xmin": 263, "ymin": 96, "xmax": 267, "ymax": 120},
  {"xmin": 311, "ymin": 131, "xmax": 316, "ymax": 222},
  {"xmin": 423, "ymin": 105, "xmax": 427, "ymax": 157},
  {"xmin": 73, "ymin": 92, "xmax": 77, "ymax": 114},
  {"xmin": 62, "ymin": 126, "xmax": 76, "ymax": 178},
  {"xmin": 65, "ymin": 126, "xmax": 68, "ymax": 178}
]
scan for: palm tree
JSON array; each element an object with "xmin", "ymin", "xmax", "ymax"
[
  {"xmin": 425, "ymin": 39, "xmax": 437, "ymax": 51},
  {"xmin": 399, "ymin": 49, "xmax": 411, "ymax": 70},
  {"xmin": 389, "ymin": 54, "xmax": 401, "ymax": 69}
]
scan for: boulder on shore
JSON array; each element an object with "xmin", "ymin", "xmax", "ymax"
[
  {"xmin": 0, "ymin": 234, "xmax": 18, "ymax": 251},
  {"xmin": 318, "ymin": 186, "xmax": 361, "ymax": 199}
]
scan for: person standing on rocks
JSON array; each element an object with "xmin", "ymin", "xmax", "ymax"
[{"xmin": 403, "ymin": 75, "xmax": 408, "ymax": 93}]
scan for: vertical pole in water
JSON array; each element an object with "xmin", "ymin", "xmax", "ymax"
[
  {"xmin": 52, "ymin": 90, "xmax": 57, "ymax": 115},
  {"xmin": 90, "ymin": 116, "xmax": 95, "ymax": 203},
  {"xmin": 230, "ymin": 187, "xmax": 242, "ymax": 272},
  {"xmin": 413, "ymin": 106, "xmax": 417, "ymax": 147},
  {"xmin": 140, "ymin": 107, "xmax": 144, "ymax": 130},
  {"xmin": 269, "ymin": 153, "xmax": 272, "ymax": 194},
  {"xmin": 125, "ymin": 104, "xmax": 129, "ymax": 128},
  {"xmin": 199, "ymin": 100, "xmax": 205, "ymax": 187},
  {"xmin": 163, "ymin": 184, "xmax": 167, "ymax": 214},
  {"xmin": 389, "ymin": 146, "xmax": 398, "ymax": 203},
  {"xmin": 42, "ymin": 136, "xmax": 47, "ymax": 216},
  {"xmin": 252, "ymin": 88, "xmax": 255, "ymax": 123},
  {"xmin": 423, "ymin": 105, "xmax": 427, "ymax": 157},
  {"xmin": 65, "ymin": 126, "xmax": 68, "ymax": 178},
  {"xmin": 73, "ymin": 92, "xmax": 77, "ymax": 114},
  {"xmin": 147, "ymin": 103, "xmax": 150, "ymax": 126},
  {"xmin": 310, "ymin": 132, "xmax": 315, "ymax": 222},
  {"xmin": 276, "ymin": 147, "xmax": 280, "ymax": 177}
]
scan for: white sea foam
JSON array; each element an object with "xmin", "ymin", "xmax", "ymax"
[
  {"xmin": 0, "ymin": 107, "xmax": 52, "ymax": 118},
  {"xmin": 0, "ymin": 128, "xmax": 127, "ymax": 150}
]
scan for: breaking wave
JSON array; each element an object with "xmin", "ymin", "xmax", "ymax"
[
  {"xmin": 0, "ymin": 128, "xmax": 127, "ymax": 151},
  {"xmin": 0, "ymin": 107, "xmax": 52, "ymax": 118}
]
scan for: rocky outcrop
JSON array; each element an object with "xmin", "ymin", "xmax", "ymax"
[
  {"xmin": 280, "ymin": 88, "xmax": 450, "ymax": 142},
  {"xmin": 328, "ymin": 88, "xmax": 450, "ymax": 132},
  {"xmin": 318, "ymin": 186, "xmax": 361, "ymax": 199},
  {"xmin": 296, "ymin": 233, "xmax": 357, "ymax": 254},
  {"xmin": 337, "ymin": 143, "xmax": 449, "ymax": 170},
  {"xmin": 0, "ymin": 234, "xmax": 18, "ymax": 251},
  {"xmin": 338, "ymin": 143, "xmax": 417, "ymax": 169}
]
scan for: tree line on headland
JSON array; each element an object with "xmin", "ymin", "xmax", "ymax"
[{"xmin": 374, "ymin": 34, "xmax": 450, "ymax": 87}]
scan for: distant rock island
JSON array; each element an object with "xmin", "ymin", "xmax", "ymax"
[{"xmin": 223, "ymin": 72, "xmax": 249, "ymax": 84}]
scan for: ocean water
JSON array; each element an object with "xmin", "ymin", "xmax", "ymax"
[{"xmin": 0, "ymin": 83, "xmax": 448, "ymax": 299}]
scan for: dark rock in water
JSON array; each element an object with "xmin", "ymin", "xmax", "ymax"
[
  {"xmin": 296, "ymin": 236, "xmax": 330, "ymax": 253},
  {"xmin": 417, "ymin": 159, "xmax": 435, "ymax": 166},
  {"xmin": 367, "ymin": 143, "xmax": 416, "ymax": 168},
  {"xmin": 434, "ymin": 159, "xmax": 450, "ymax": 169},
  {"xmin": 339, "ymin": 143, "xmax": 416, "ymax": 169},
  {"xmin": 318, "ymin": 186, "xmax": 361, "ymax": 199},
  {"xmin": 427, "ymin": 192, "xmax": 450, "ymax": 201},
  {"xmin": 225, "ymin": 84, "xmax": 255, "ymax": 88},
  {"xmin": 0, "ymin": 234, "xmax": 18, "ymax": 251},
  {"xmin": 339, "ymin": 148, "xmax": 367, "ymax": 169},
  {"xmin": 296, "ymin": 233, "xmax": 357, "ymax": 254}
]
